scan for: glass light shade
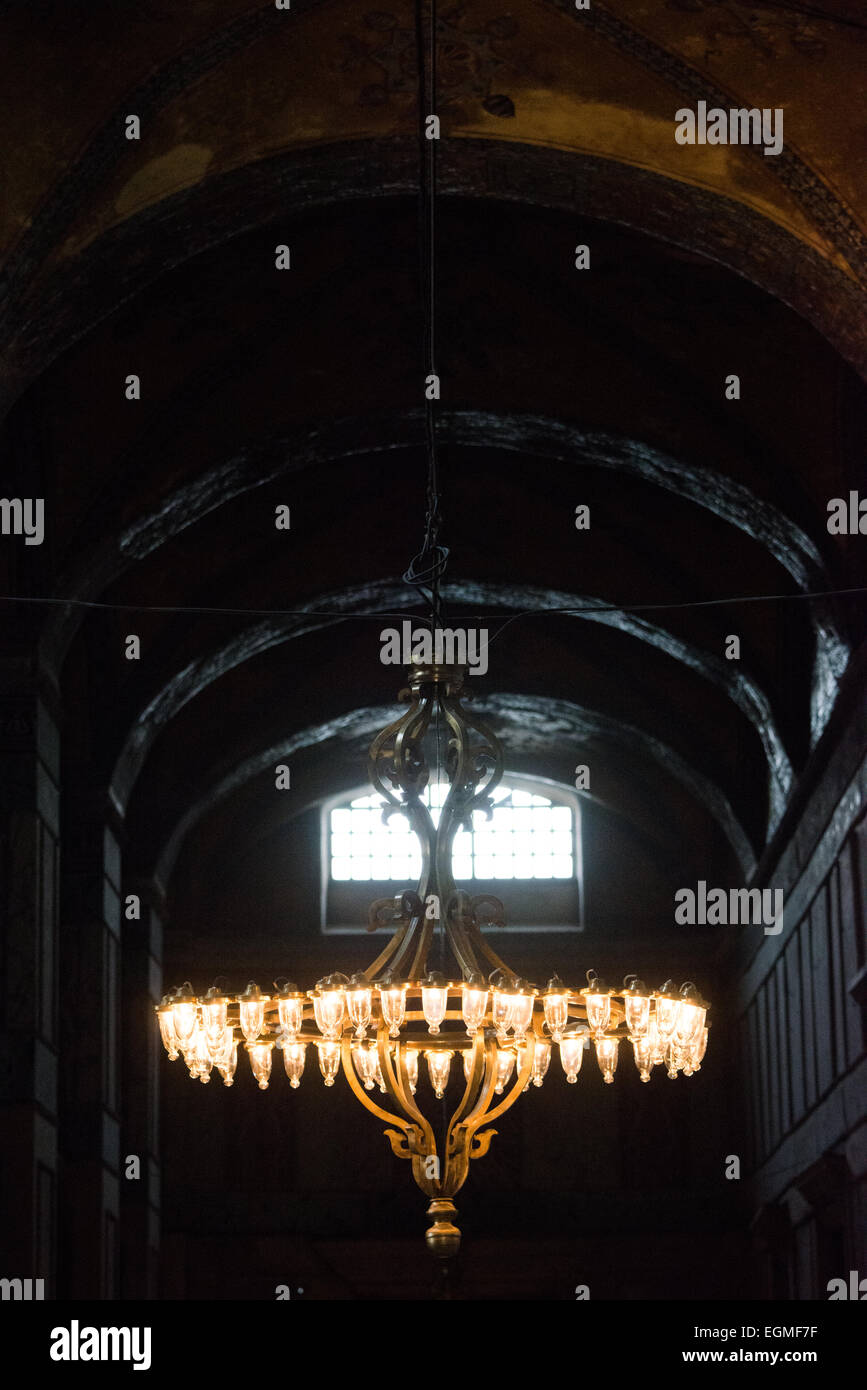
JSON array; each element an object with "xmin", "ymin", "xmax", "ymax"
[
  {"xmin": 426, "ymin": 1049, "xmax": 453, "ymax": 1099},
  {"xmin": 158, "ymin": 1009, "xmax": 180, "ymax": 1060},
  {"xmin": 494, "ymin": 1049, "xmax": 515, "ymax": 1095},
  {"xmin": 313, "ymin": 988, "xmax": 345, "ymax": 1040},
  {"xmin": 404, "ymin": 1048, "xmax": 419, "ymax": 1094},
  {"xmin": 202, "ymin": 996, "xmax": 227, "ymax": 1047},
  {"xmin": 352, "ymin": 1042, "xmax": 377, "ymax": 1090},
  {"xmin": 462, "ymin": 1049, "xmax": 473, "ymax": 1083},
  {"xmin": 248, "ymin": 1041, "xmax": 273, "ymax": 1090},
  {"xmin": 172, "ymin": 998, "xmax": 198, "ymax": 1045},
  {"xmin": 559, "ymin": 1034, "xmax": 585, "ymax": 1083},
  {"xmin": 675, "ymin": 1001, "xmax": 706, "ymax": 1047},
  {"xmin": 666, "ymin": 1042, "xmax": 685, "ymax": 1079},
  {"xmin": 422, "ymin": 984, "xmax": 448, "ymax": 1035},
  {"xmin": 283, "ymin": 1042, "xmax": 306, "ymax": 1088},
  {"xmin": 543, "ymin": 992, "xmax": 569, "ymax": 1042},
  {"xmin": 461, "ymin": 985, "xmax": 488, "ymax": 1036},
  {"xmin": 192, "ymin": 1025, "xmax": 212, "ymax": 1083},
  {"xmin": 647, "ymin": 1015, "xmax": 665, "ymax": 1066},
  {"xmin": 532, "ymin": 1039, "xmax": 551, "ymax": 1087},
  {"xmin": 239, "ymin": 998, "xmax": 265, "ymax": 1043},
  {"xmin": 347, "ymin": 984, "xmax": 372, "ymax": 1038},
  {"xmin": 317, "ymin": 1040, "xmax": 341, "ymax": 1086},
  {"xmin": 217, "ymin": 1037, "xmax": 238, "ymax": 1086},
  {"xmin": 511, "ymin": 990, "xmax": 535, "ymax": 1041},
  {"xmin": 693, "ymin": 1026, "xmax": 709, "ymax": 1069},
  {"xmin": 585, "ymin": 993, "xmax": 611, "ymax": 1036},
  {"xmin": 380, "ymin": 984, "xmax": 407, "ymax": 1038},
  {"xmin": 625, "ymin": 994, "xmax": 651, "ymax": 1040},
  {"xmin": 278, "ymin": 996, "xmax": 304, "ymax": 1040},
  {"xmin": 595, "ymin": 1036, "xmax": 619, "ymax": 1084},
  {"xmin": 492, "ymin": 989, "xmax": 514, "ymax": 1039},
  {"xmin": 632, "ymin": 1037, "xmax": 653, "ymax": 1082},
  {"xmin": 655, "ymin": 995, "xmax": 680, "ymax": 1041},
  {"xmin": 373, "ymin": 1056, "xmax": 387, "ymax": 1094}
]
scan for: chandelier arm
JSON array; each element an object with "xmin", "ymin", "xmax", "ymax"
[
  {"xmin": 407, "ymin": 915, "xmax": 436, "ymax": 981},
  {"xmin": 339, "ymin": 1034, "xmax": 420, "ymax": 1138},
  {"xmin": 464, "ymin": 915, "xmax": 517, "ymax": 980},
  {"xmin": 376, "ymin": 1030, "xmax": 437, "ymax": 1153},
  {"xmin": 362, "ymin": 924, "xmax": 409, "ymax": 982},
  {"xmin": 444, "ymin": 1029, "xmax": 487, "ymax": 1154},
  {"xmin": 467, "ymin": 1034, "xmax": 536, "ymax": 1137}
]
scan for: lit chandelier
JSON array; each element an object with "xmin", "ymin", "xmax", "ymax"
[{"xmin": 156, "ymin": 659, "xmax": 711, "ymax": 1262}]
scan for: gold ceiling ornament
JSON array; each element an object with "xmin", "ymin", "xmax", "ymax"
[{"xmin": 156, "ymin": 660, "xmax": 711, "ymax": 1265}]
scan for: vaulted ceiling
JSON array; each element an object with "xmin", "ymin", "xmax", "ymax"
[{"xmin": 2, "ymin": 0, "xmax": 866, "ymax": 950}]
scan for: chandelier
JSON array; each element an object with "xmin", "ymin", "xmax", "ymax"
[{"xmin": 156, "ymin": 658, "xmax": 711, "ymax": 1264}]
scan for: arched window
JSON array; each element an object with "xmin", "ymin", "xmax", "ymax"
[{"xmin": 322, "ymin": 775, "xmax": 582, "ymax": 933}]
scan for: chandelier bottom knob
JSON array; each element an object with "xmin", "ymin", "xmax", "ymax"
[{"xmin": 425, "ymin": 1198, "xmax": 461, "ymax": 1262}]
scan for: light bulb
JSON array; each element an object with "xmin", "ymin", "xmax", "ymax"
[
  {"xmin": 346, "ymin": 975, "xmax": 372, "ymax": 1039},
  {"xmin": 632, "ymin": 1037, "xmax": 653, "ymax": 1082},
  {"xmin": 172, "ymin": 984, "xmax": 198, "ymax": 1045},
  {"xmin": 421, "ymin": 974, "xmax": 448, "ymax": 1035},
  {"xmin": 655, "ymin": 993, "xmax": 680, "ymax": 1042},
  {"xmin": 494, "ymin": 1049, "xmax": 515, "ymax": 1095},
  {"xmin": 277, "ymin": 994, "xmax": 304, "ymax": 1041},
  {"xmin": 352, "ymin": 1042, "xmax": 377, "ymax": 1091},
  {"xmin": 625, "ymin": 993, "xmax": 650, "ymax": 1040},
  {"xmin": 239, "ymin": 983, "xmax": 266, "ymax": 1043},
  {"xmin": 217, "ymin": 1037, "xmax": 238, "ymax": 1086},
  {"xmin": 675, "ymin": 1000, "xmax": 706, "ymax": 1047},
  {"xmin": 404, "ymin": 1048, "xmax": 419, "ymax": 1094},
  {"xmin": 461, "ymin": 982, "xmax": 488, "ymax": 1036},
  {"xmin": 157, "ymin": 1006, "xmax": 180, "ymax": 1060},
  {"xmin": 492, "ymin": 987, "xmax": 515, "ymax": 1040},
  {"xmin": 283, "ymin": 1042, "xmax": 306, "ymax": 1088},
  {"xmin": 585, "ymin": 993, "xmax": 611, "ymax": 1037},
  {"xmin": 201, "ymin": 990, "xmax": 228, "ymax": 1048},
  {"xmin": 248, "ymin": 1041, "xmax": 273, "ymax": 1090},
  {"xmin": 380, "ymin": 982, "xmax": 407, "ymax": 1038},
  {"xmin": 313, "ymin": 981, "xmax": 345, "ymax": 1039},
  {"xmin": 532, "ymin": 1039, "xmax": 551, "ymax": 1087},
  {"xmin": 595, "ymin": 1036, "xmax": 619, "ymax": 1084},
  {"xmin": 543, "ymin": 978, "xmax": 569, "ymax": 1042},
  {"xmin": 511, "ymin": 983, "xmax": 535, "ymax": 1041},
  {"xmin": 192, "ymin": 1024, "xmax": 212, "ymax": 1083},
  {"xmin": 559, "ymin": 1033, "xmax": 585, "ymax": 1083},
  {"xmin": 317, "ymin": 1040, "xmax": 341, "ymax": 1086},
  {"xmin": 647, "ymin": 1014, "xmax": 665, "ymax": 1066},
  {"xmin": 426, "ymin": 1050, "xmax": 453, "ymax": 1099}
]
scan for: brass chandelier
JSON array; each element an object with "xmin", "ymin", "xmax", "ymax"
[{"xmin": 156, "ymin": 658, "xmax": 710, "ymax": 1262}]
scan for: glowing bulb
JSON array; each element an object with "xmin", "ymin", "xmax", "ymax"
[
  {"xmin": 192, "ymin": 1024, "xmax": 212, "ymax": 1083},
  {"xmin": 217, "ymin": 1036, "xmax": 238, "ymax": 1086},
  {"xmin": 277, "ymin": 994, "xmax": 304, "ymax": 1040},
  {"xmin": 247, "ymin": 1041, "xmax": 273, "ymax": 1090},
  {"xmin": 317, "ymin": 1040, "xmax": 341, "ymax": 1086},
  {"xmin": 426, "ymin": 1050, "xmax": 453, "ymax": 1099},
  {"xmin": 352, "ymin": 1042, "xmax": 377, "ymax": 1091},
  {"xmin": 494, "ymin": 1049, "xmax": 515, "ymax": 1095},
  {"xmin": 655, "ymin": 994, "xmax": 679, "ymax": 1042},
  {"xmin": 157, "ymin": 1006, "xmax": 180, "ymax": 1060},
  {"xmin": 172, "ymin": 985, "xmax": 198, "ymax": 1045},
  {"xmin": 283, "ymin": 1042, "xmax": 306, "ymax": 1088},
  {"xmin": 585, "ymin": 993, "xmax": 611, "ymax": 1037},
  {"xmin": 379, "ymin": 981, "xmax": 407, "ymax": 1037},
  {"xmin": 404, "ymin": 1048, "xmax": 419, "ymax": 1094},
  {"xmin": 511, "ymin": 984, "xmax": 535, "ymax": 1041},
  {"xmin": 461, "ymin": 982, "xmax": 488, "ymax": 1036},
  {"xmin": 675, "ymin": 1000, "xmax": 706, "ymax": 1047},
  {"xmin": 239, "ymin": 983, "xmax": 266, "ymax": 1043},
  {"xmin": 346, "ymin": 975, "xmax": 372, "ymax": 1039},
  {"xmin": 532, "ymin": 1039, "xmax": 551, "ymax": 1087},
  {"xmin": 625, "ymin": 993, "xmax": 651, "ymax": 1040},
  {"xmin": 421, "ymin": 975, "xmax": 448, "ymax": 1035},
  {"xmin": 559, "ymin": 1034, "xmax": 585, "ymax": 1083},
  {"xmin": 201, "ymin": 991, "xmax": 228, "ymax": 1048},
  {"xmin": 543, "ymin": 979, "xmax": 569, "ymax": 1042},
  {"xmin": 647, "ymin": 1015, "xmax": 665, "ymax": 1066},
  {"xmin": 492, "ymin": 987, "xmax": 515, "ymax": 1040},
  {"xmin": 632, "ymin": 1037, "xmax": 653, "ymax": 1082},
  {"xmin": 595, "ymin": 1036, "xmax": 619, "ymax": 1084},
  {"xmin": 313, "ymin": 981, "xmax": 345, "ymax": 1039}
]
